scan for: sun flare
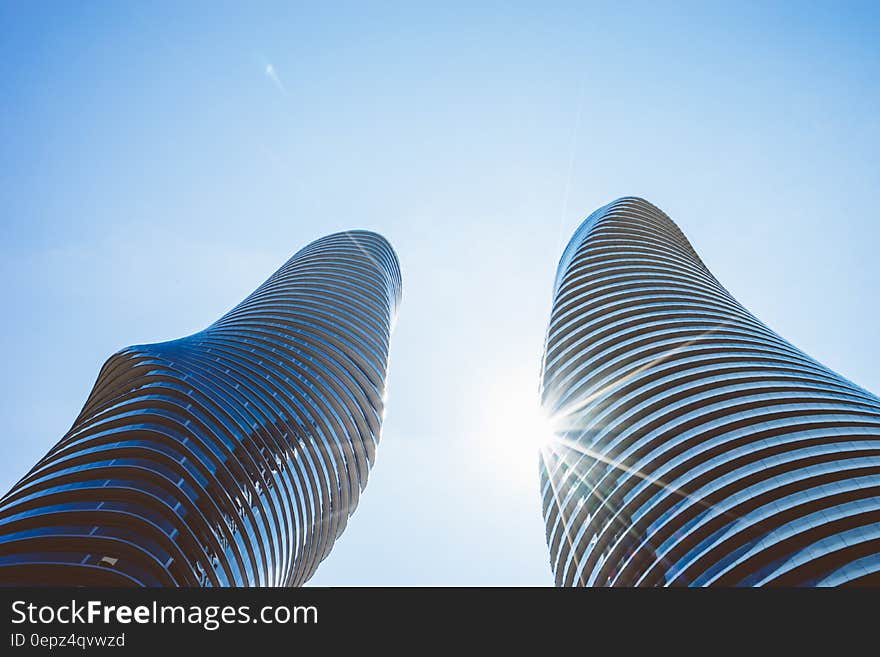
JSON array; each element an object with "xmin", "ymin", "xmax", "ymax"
[{"xmin": 475, "ymin": 368, "xmax": 561, "ymax": 488}]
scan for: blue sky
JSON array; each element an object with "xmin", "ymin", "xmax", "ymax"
[{"xmin": 1, "ymin": 1, "xmax": 879, "ymax": 585}]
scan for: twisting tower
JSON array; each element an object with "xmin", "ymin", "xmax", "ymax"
[
  {"xmin": 0, "ymin": 230, "xmax": 401, "ymax": 586},
  {"xmin": 540, "ymin": 197, "xmax": 880, "ymax": 586}
]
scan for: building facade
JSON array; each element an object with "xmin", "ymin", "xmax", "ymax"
[
  {"xmin": 539, "ymin": 197, "xmax": 880, "ymax": 586},
  {"xmin": 0, "ymin": 230, "xmax": 401, "ymax": 586}
]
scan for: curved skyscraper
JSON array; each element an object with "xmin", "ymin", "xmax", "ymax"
[
  {"xmin": 0, "ymin": 230, "xmax": 401, "ymax": 587},
  {"xmin": 539, "ymin": 197, "xmax": 880, "ymax": 586}
]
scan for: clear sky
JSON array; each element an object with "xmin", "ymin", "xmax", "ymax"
[{"xmin": 1, "ymin": 1, "xmax": 879, "ymax": 585}]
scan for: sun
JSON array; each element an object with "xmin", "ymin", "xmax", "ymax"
[
  {"xmin": 474, "ymin": 367, "xmax": 561, "ymax": 489},
  {"xmin": 514, "ymin": 399, "xmax": 559, "ymax": 451}
]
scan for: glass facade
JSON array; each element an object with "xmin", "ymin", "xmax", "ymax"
[
  {"xmin": 0, "ymin": 230, "xmax": 401, "ymax": 586},
  {"xmin": 539, "ymin": 197, "xmax": 880, "ymax": 586}
]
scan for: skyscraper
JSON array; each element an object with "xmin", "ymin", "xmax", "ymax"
[
  {"xmin": 0, "ymin": 230, "xmax": 401, "ymax": 586},
  {"xmin": 539, "ymin": 197, "xmax": 880, "ymax": 586}
]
